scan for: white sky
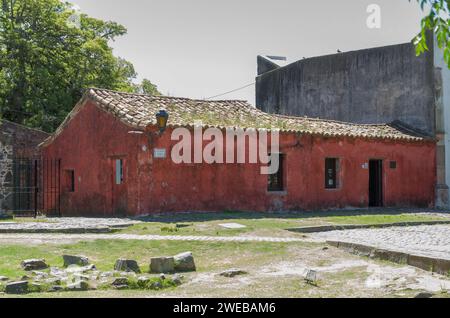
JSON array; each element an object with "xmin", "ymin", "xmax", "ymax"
[{"xmin": 70, "ymin": 0, "xmax": 424, "ymax": 104}]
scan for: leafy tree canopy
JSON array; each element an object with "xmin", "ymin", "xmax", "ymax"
[
  {"xmin": 135, "ymin": 78, "xmax": 161, "ymax": 96},
  {"xmin": 413, "ymin": 0, "xmax": 450, "ymax": 66},
  {"xmin": 0, "ymin": 0, "xmax": 160, "ymax": 132}
]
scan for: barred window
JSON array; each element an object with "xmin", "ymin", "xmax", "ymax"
[
  {"xmin": 268, "ymin": 154, "xmax": 285, "ymax": 192},
  {"xmin": 325, "ymin": 158, "xmax": 340, "ymax": 189}
]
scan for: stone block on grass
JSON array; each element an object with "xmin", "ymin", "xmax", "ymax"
[
  {"xmin": 174, "ymin": 252, "xmax": 196, "ymax": 272},
  {"xmin": 114, "ymin": 259, "xmax": 141, "ymax": 273},
  {"xmin": 5, "ymin": 281, "xmax": 28, "ymax": 294},
  {"xmin": 21, "ymin": 259, "xmax": 48, "ymax": 271},
  {"xmin": 111, "ymin": 277, "xmax": 129, "ymax": 289},
  {"xmin": 150, "ymin": 257, "xmax": 175, "ymax": 273},
  {"xmin": 63, "ymin": 255, "xmax": 90, "ymax": 267}
]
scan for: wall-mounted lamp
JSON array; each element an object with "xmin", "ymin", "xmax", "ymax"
[
  {"xmin": 155, "ymin": 109, "xmax": 169, "ymax": 133},
  {"xmin": 128, "ymin": 110, "xmax": 169, "ymax": 147}
]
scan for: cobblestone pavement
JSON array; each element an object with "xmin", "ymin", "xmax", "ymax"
[
  {"xmin": 313, "ymin": 225, "xmax": 450, "ymax": 260},
  {"xmin": 0, "ymin": 217, "xmax": 140, "ymax": 231},
  {"xmin": 0, "ymin": 233, "xmax": 308, "ymax": 244}
]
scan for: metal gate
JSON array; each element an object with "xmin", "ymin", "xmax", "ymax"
[{"xmin": 11, "ymin": 158, "xmax": 61, "ymax": 217}]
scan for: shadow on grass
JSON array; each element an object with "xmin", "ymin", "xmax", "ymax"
[{"xmin": 132, "ymin": 207, "xmax": 449, "ymax": 224}]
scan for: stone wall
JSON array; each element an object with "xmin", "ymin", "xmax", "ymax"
[
  {"xmin": 0, "ymin": 139, "xmax": 13, "ymax": 216},
  {"xmin": 0, "ymin": 120, "xmax": 49, "ymax": 216}
]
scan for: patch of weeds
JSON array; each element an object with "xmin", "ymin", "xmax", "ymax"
[
  {"xmin": 0, "ymin": 284, "xmax": 5, "ymax": 292},
  {"xmin": 129, "ymin": 277, "xmax": 178, "ymax": 290},
  {"xmin": 175, "ymin": 223, "xmax": 192, "ymax": 229},
  {"xmin": 112, "ymin": 271, "xmax": 126, "ymax": 278},
  {"xmin": 304, "ymin": 280, "xmax": 320, "ymax": 287},
  {"xmin": 97, "ymin": 282, "xmax": 112, "ymax": 291},
  {"xmin": 28, "ymin": 282, "xmax": 52, "ymax": 294},
  {"xmin": 99, "ymin": 277, "xmax": 179, "ymax": 291},
  {"xmin": 160, "ymin": 226, "xmax": 179, "ymax": 233}
]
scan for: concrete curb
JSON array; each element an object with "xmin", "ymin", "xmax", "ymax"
[
  {"xmin": 287, "ymin": 220, "xmax": 450, "ymax": 233},
  {"xmin": 327, "ymin": 240, "xmax": 450, "ymax": 275},
  {"xmin": 0, "ymin": 227, "xmax": 112, "ymax": 234}
]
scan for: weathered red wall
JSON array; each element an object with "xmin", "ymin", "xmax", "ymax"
[{"xmin": 43, "ymin": 100, "xmax": 436, "ymax": 216}]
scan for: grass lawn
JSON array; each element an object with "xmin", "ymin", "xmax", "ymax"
[
  {"xmin": 117, "ymin": 210, "xmax": 450, "ymax": 237},
  {"xmin": 3, "ymin": 210, "xmax": 448, "ymax": 239},
  {"xmin": 1, "ymin": 238, "xmax": 449, "ymax": 298}
]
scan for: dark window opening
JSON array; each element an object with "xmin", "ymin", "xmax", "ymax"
[
  {"xmin": 268, "ymin": 154, "xmax": 285, "ymax": 192},
  {"xmin": 325, "ymin": 158, "xmax": 340, "ymax": 189},
  {"xmin": 390, "ymin": 161, "xmax": 397, "ymax": 169},
  {"xmin": 65, "ymin": 170, "xmax": 75, "ymax": 192},
  {"xmin": 115, "ymin": 159, "xmax": 124, "ymax": 185}
]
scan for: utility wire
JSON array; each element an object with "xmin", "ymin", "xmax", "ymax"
[{"xmin": 205, "ymin": 82, "xmax": 255, "ymax": 100}]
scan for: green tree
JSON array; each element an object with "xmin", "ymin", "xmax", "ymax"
[
  {"xmin": 0, "ymin": 0, "xmax": 159, "ymax": 132},
  {"xmin": 413, "ymin": 0, "xmax": 450, "ymax": 67},
  {"xmin": 135, "ymin": 78, "xmax": 161, "ymax": 96}
]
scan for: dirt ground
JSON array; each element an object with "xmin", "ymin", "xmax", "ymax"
[{"xmin": 2, "ymin": 241, "xmax": 449, "ymax": 298}]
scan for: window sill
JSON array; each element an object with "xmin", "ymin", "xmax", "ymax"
[
  {"xmin": 325, "ymin": 188, "xmax": 341, "ymax": 191},
  {"xmin": 267, "ymin": 191, "xmax": 288, "ymax": 196}
]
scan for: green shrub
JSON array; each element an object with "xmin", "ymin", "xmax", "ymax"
[{"xmin": 160, "ymin": 226, "xmax": 178, "ymax": 233}]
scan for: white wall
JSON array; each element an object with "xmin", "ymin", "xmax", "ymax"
[{"xmin": 434, "ymin": 39, "xmax": 450, "ymax": 207}]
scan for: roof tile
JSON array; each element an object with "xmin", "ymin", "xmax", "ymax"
[
  {"xmin": 89, "ymin": 88, "xmax": 431, "ymax": 142},
  {"xmin": 49, "ymin": 88, "xmax": 435, "ymax": 144}
]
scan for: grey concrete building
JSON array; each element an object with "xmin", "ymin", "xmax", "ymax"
[{"xmin": 256, "ymin": 37, "xmax": 450, "ymax": 207}]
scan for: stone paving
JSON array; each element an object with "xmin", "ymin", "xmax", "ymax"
[
  {"xmin": 0, "ymin": 217, "xmax": 140, "ymax": 231},
  {"xmin": 312, "ymin": 225, "xmax": 450, "ymax": 260}
]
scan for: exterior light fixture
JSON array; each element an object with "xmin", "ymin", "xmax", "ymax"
[
  {"xmin": 129, "ymin": 110, "xmax": 169, "ymax": 148},
  {"xmin": 155, "ymin": 110, "xmax": 169, "ymax": 133}
]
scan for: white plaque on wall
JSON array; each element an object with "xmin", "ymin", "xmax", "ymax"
[{"xmin": 154, "ymin": 148, "xmax": 167, "ymax": 159}]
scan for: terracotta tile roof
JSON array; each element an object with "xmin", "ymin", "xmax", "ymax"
[
  {"xmin": 42, "ymin": 88, "xmax": 433, "ymax": 146},
  {"xmin": 86, "ymin": 88, "xmax": 432, "ymax": 142}
]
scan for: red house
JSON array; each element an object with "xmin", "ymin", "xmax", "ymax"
[{"xmin": 41, "ymin": 88, "xmax": 436, "ymax": 216}]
